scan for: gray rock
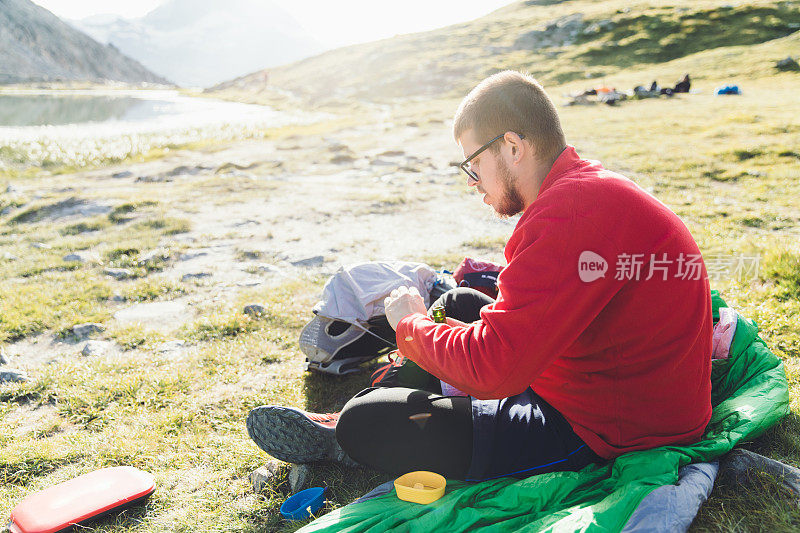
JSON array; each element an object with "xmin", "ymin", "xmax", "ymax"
[
  {"xmin": 167, "ymin": 165, "xmax": 192, "ymax": 176},
  {"xmin": 63, "ymin": 251, "xmax": 101, "ymax": 263},
  {"xmin": 111, "ymin": 294, "xmax": 126, "ymax": 303},
  {"xmin": 256, "ymin": 263, "xmax": 281, "ymax": 273},
  {"xmin": 234, "ymin": 219, "xmax": 261, "ymax": 227},
  {"xmin": 328, "ymin": 143, "xmax": 350, "ymax": 153},
  {"xmin": 215, "ymin": 162, "xmax": 256, "ymax": 174},
  {"xmin": 179, "ymin": 251, "xmax": 209, "ymax": 261},
  {"xmin": 6, "ymin": 184, "xmax": 19, "ymax": 193},
  {"xmin": 2, "ymin": 252, "xmax": 19, "ymax": 261},
  {"xmin": 236, "ymin": 279, "xmax": 263, "ymax": 287},
  {"xmin": 104, "ymin": 268, "xmax": 134, "ymax": 280},
  {"xmin": 583, "ymin": 19, "xmax": 614, "ymax": 35},
  {"xmin": 289, "ymin": 464, "xmax": 312, "ymax": 493},
  {"xmin": 81, "ymin": 340, "xmax": 113, "ymax": 356},
  {"xmin": 18, "ymin": 198, "xmax": 111, "ymax": 222},
  {"xmin": 0, "ymin": 348, "xmax": 8, "ymax": 365},
  {"xmin": 250, "ymin": 462, "xmax": 281, "ymax": 493},
  {"xmin": 112, "ymin": 171, "xmax": 133, "ymax": 179},
  {"xmin": 776, "ymin": 56, "xmax": 800, "ymax": 72},
  {"xmin": 243, "ymin": 304, "xmax": 268, "ymax": 317},
  {"xmin": 0, "ymin": 206, "xmax": 13, "ymax": 216},
  {"xmin": 136, "ymin": 175, "xmax": 172, "ymax": 183},
  {"xmin": 181, "ymin": 272, "xmax": 212, "ymax": 282},
  {"xmin": 32, "ymin": 242, "xmax": 52, "ymax": 249},
  {"xmin": 291, "ymin": 256, "xmax": 324, "ymax": 268},
  {"xmin": 156, "ymin": 340, "xmax": 186, "ymax": 353},
  {"xmin": 0, "ymin": 369, "xmax": 28, "ymax": 383},
  {"xmin": 399, "ymin": 165, "xmax": 422, "ymax": 173},
  {"xmin": 514, "ymin": 13, "xmax": 584, "ymax": 50},
  {"xmin": 72, "ymin": 322, "xmax": 105, "ymax": 339},
  {"xmin": 330, "ymin": 154, "xmax": 356, "ymax": 164}
]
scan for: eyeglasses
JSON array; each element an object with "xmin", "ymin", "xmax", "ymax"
[{"xmin": 459, "ymin": 132, "xmax": 525, "ymax": 183}]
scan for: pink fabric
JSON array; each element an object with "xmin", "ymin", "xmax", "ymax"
[
  {"xmin": 453, "ymin": 257, "xmax": 505, "ymax": 299},
  {"xmin": 712, "ymin": 307, "xmax": 738, "ymax": 360}
]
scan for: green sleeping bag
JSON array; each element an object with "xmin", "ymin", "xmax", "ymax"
[{"xmin": 299, "ymin": 290, "xmax": 790, "ymax": 532}]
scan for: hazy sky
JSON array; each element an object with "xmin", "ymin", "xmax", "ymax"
[{"xmin": 33, "ymin": 0, "xmax": 518, "ymax": 48}]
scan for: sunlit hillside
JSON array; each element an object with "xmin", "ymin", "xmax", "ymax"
[{"xmin": 210, "ymin": 0, "xmax": 800, "ymax": 106}]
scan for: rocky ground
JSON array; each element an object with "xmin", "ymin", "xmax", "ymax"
[{"xmin": 1, "ymin": 110, "xmax": 512, "ymax": 382}]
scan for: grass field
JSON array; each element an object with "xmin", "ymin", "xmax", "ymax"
[{"xmin": 2, "ymin": 0, "xmax": 800, "ymax": 531}]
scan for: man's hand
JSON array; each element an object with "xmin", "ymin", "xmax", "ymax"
[{"xmin": 384, "ymin": 286, "xmax": 427, "ymax": 330}]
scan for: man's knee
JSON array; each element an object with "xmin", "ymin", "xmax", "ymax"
[
  {"xmin": 337, "ymin": 386, "xmax": 473, "ymax": 476},
  {"xmin": 336, "ymin": 387, "xmax": 422, "ymax": 465}
]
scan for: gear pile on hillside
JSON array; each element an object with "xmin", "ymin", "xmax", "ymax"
[{"xmin": 567, "ymin": 73, "xmax": 692, "ymax": 106}]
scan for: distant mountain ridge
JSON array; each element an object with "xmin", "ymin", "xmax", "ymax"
[
  {"xmin": 72, "ymin": 0, "xmax": 325, "ymax": 88},
  {"xmin": 0, "ymin": 0, "xmax": 169, "ymax": 85}
]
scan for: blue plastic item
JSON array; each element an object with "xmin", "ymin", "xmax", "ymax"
[
  {"xmin": 280, "ymin": 487, "xmax": 326, "ymax": 520},
  {"xmin": 714, "ymin": 84, "xmax": 741, "ymax": 95}
]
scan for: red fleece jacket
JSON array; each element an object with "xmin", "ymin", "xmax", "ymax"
[{"xmin": 397, "ymin": 146, "xmax": 712, "ymax": 459}]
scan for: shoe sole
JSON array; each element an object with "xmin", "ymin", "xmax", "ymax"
[{"xmin": 246, "ymin": 406, "xmax": 343, "ymax": 464}]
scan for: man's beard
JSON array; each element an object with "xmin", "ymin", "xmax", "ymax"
[{"xmin": 494, "ymin": 157, "xmax": 525, "ymax": 217}]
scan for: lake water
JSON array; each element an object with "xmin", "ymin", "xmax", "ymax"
[
  {"xmin": 0, "ymin": 93, "xmax": 159, "ymax": 127},
  {"xmin": 0, "ymin": 89, "xmax": 323, "ymax": 168},
  {"xmin": 0, "ymin": 89, "xmax": 310, "ymax": 131}
]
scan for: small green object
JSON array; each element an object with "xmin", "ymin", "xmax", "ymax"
[{"xmin": 431, "ymin": 304, "xmax": 446, "ymax": 323}]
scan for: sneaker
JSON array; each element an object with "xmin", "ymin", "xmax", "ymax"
[
  {"xmin": 370, "ymin": 351, "xmax": 442, "ymax": 393},
  {"xmin": 246, "ymin": 406, "xmax": 357, "ymax": 466}
]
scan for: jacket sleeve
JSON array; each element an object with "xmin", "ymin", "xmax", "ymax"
[{"xmin": 396, "ymin": 193, "xmax": 623, "ymax": 399}]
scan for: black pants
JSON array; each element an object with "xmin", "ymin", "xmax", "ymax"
[{"xmin": 335, "ymin": 288, "xmax": 601, "ymax": 480}]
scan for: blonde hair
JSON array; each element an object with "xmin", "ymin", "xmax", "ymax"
[{"xmin": 453, "ymin": 70, "xmax": 566, "ymax": 162}]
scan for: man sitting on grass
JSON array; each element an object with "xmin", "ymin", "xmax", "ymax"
[{"xmin": 246, "ymin": 70, "xmax": 713, "ymax": 481}]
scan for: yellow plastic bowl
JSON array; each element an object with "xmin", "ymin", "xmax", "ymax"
[{"xmin": 394, "ymin": 471, "xmax": 446, "ymax": 504}]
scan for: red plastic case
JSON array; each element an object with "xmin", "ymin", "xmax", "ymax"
[{"xmin": 9, "ymin": 466, "xmax": 155, "ymax": 533}]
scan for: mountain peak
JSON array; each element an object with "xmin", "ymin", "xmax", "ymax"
[
  {"xmin": 73, "ymin": 0, "xmax": 322, "ymax": 87},
  {"xmin": 0, "ymin": 0, "xmax": 170, "ymax": 85}
]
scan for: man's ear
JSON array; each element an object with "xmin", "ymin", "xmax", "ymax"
[{"xmin": 504, "ymin": 131, "xmax": 525, "ymax": 163}]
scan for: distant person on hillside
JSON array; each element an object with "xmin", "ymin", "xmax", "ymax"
[
  {"xmin": 246, "ymin": 71, "xmax": 713, "ymax": 482},
  {"xmin": 674, "ymin": 74, "xmax": 691, "ymax": 93}
]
